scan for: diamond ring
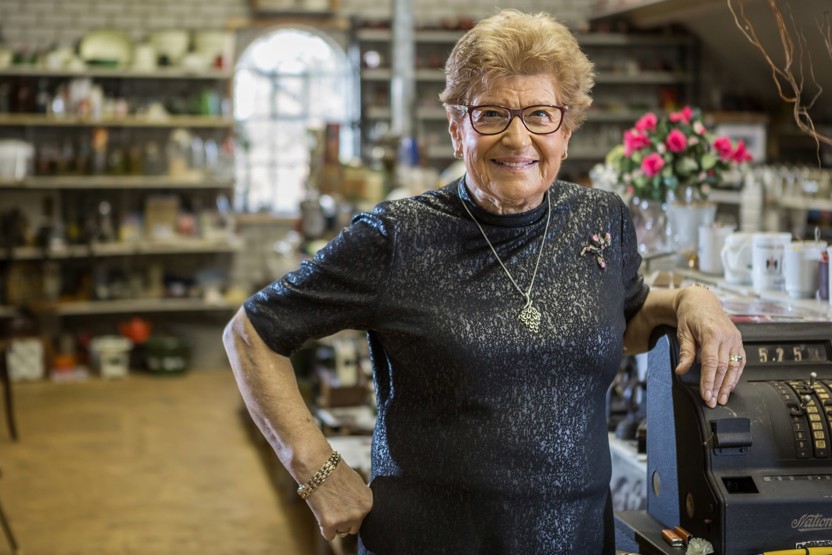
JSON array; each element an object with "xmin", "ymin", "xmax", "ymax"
[
  {"xmin": 729, "ymin": 354, "xmax": 743, "ymax": 363},
  {"xmin": 337, "ymin": 531, "xmax": 349, "ymax": 539}
]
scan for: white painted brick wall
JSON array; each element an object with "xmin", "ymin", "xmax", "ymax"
[{"xmin": 0, "ymin": 0, "xmax": 590, "ymax": 49}]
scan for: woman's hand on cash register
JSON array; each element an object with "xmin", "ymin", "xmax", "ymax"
[{"xmin": 673, "ymin": 284, "xmax": 745, "ymax": 409}]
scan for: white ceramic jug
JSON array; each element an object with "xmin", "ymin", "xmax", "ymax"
[{"xmin": 720, "ymin": 232, "xmax": 753, "ymax": 285}]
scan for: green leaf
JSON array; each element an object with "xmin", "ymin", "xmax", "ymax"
[
  {"xmin": 701, "ymin": 153, "xmax": 717, "ymax": 170},
  {"xmin": 675, "ymin": 156, "xmax": 699, "ymax": 176},
  {"xmin": 605, "ymin": 144, "xmax": 625, "ymax": 166},
  {"xmin": 652, "ymin": 175, "xmax": 663, "ymax": 190}
]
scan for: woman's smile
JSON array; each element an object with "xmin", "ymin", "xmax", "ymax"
[{"xmin": 491, "ymin": 156, "xmax": 538, "ymax": 169}]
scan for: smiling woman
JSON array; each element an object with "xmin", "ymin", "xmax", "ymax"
[
  {"xmin": 233, "ymin": 28, "xmax": 357, "ymax": 214},
  {"xmin": 224, "ymin": 9, "xmax": 745, "ymax": 555}
]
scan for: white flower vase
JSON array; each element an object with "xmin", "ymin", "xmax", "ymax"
[{"xmin": 668, "ymin": 201, "xmax": 717, "ymax": 267}]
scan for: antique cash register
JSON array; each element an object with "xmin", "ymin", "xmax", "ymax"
[{"xmin": 637, "ymin": 321, "xmax": 832, "ymax": 555}]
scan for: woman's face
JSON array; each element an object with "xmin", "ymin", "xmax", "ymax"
[{"xmin": 449, "ymin": 74, "xmax": 572, "ymax": 214}]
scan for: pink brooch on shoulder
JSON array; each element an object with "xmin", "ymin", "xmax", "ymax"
[{"xmin": 580, "ymin": 232, "xmax": 612, "ymax": 269}]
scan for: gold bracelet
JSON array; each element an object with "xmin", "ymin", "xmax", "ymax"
[{"xmin": 297, "ymin": 451, "xmax": 341, "ymax": 499}]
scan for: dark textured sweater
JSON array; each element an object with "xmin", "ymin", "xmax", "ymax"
[{"xmin": 245, "ymin": 178, "xmax": 648, "ymax": 554}]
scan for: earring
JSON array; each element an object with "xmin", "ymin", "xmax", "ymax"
[{"xmin": 454, "ymin": 150, "xmax": 463, "ymax": 160}]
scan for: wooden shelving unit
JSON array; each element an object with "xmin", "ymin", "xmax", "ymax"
[
  {"xmin": 0, "ymin": 175, "xmax": 234, "ymax": 190},
  {"xmin": 0, "ymin": 238, "xmax": 241, "ymax": 261},
  {"xmin": 0, "ymin": 65, "xmax": 237, "ymax": 327},
  {"xmin": 0, "ymin": 113, "xmax": 234, "ymax": 128},
  {"xmin": 49, "ymin": 297, "xmax": 237, "ymax": 316},
  {"xmin": 0, "ymin": 67, "xmax": 233, "ymax": 80}
]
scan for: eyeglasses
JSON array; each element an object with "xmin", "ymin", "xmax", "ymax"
[{"xmin": 455, "ymin": 104, "xmax": 568, "ymax": 135}]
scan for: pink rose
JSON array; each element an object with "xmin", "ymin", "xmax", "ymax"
[
  {"xmin": 693, "ymin": 121, "xmax": 706, "ymax": 135},
  {"xmin": 665, "ymin": 129, "xmax": 688, "ymax": 153},
  {"xmin": 669, "ymin": 106, "xmax": 693, "ymax": 124},
  {"xmin": 713, "ymin": 136, "xmax": 734, "ymax": 160},
  {"xmin": 635, "ymin": 112, "xmax": 657, "ymax": 132},
  {"xmin": 641, "ymin": 153, "xmax": 665, "ymax": 177},
  {"xmin": 730, "ymin": 140, "xmax": 753, "ymax": 162},
  {"xmin": 624, "ymin": 129, "xmax": 651, "ymax": 156}
]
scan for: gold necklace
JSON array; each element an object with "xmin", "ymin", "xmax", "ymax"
[{"xmin": 460, "ymin": 192, "xmax": 551, "ymax": 333}]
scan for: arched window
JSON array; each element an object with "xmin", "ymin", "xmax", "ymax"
[{"xmin": 234, "ymin": 28, "xmax": 356, "ymax": 214}]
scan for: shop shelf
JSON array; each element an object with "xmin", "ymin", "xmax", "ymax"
[
  {"xmin": 0, "ymin": 175, "xmax": 234, "ymax": 190},
  {"xmin": 0, "ymin": 114, "xmax": 234, "ymax": 128},
  {"xmin": 576, "ymin": 32, "xmax": 695, "ymax": 47},
  {"xmin": 706, "ymin": 189, "xmax": 742, "ymax": 205},
  {"xmin": 778, "ymin": 196, "xmax": 832, "ymax": 212},
  {"xmin": 360, "ymin": 68, "xmax": 445, "ymax": 82},
  {"xmin": 595, "ymin": 71, "xmax": 693, "ymax": 85},
  {"xmin": 0, "ymin": 66, "xmax": 233, "ymax": 80},
  {"xmin": 51, "ymin": 297, "xmax": 237, "ymax": 316},
  {"xmin": 0, "ymin": 238, "xmax": 241, "ymax": 261},
  {"xmin": 356, "ymin": 29, "xmax": 465, "ymax": 43}
]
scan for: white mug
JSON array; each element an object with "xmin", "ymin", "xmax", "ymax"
[
  {"xmin": 784, "ymin": 241, "xmax": 828, "ymax": 299},
  {"xmin": 698, "ymin": 224, "xmax": 735, "ymax": 275},
  {"xmin": 751, "ymin": 232, "xmax": 792, "ymax": 292},
  {"xmin": 827, "ymin": 246, "xmax": 832, "ymax": 305},
  {"xmin": 721, "ymin": 232, "xmax": 754, "ymax": 285}
]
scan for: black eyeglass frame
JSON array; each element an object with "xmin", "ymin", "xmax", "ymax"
[{"xmin": 454, "ymin": 104, "xmax": 569, "ymax": 136}]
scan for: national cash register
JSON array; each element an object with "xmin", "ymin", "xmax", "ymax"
[{"xmin": 619, "ymin": 321, "xmax": 832, "ymax": 555}]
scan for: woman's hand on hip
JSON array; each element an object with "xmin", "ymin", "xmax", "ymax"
[
  {"xmin": 673, "ymin": 285, "xmax": 745, "ymax": 408},
  {"xmin": 306, "ymin": 461, "xmax": 373, "ymax": 541}
]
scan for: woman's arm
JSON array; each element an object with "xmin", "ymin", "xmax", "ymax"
[
  {"xmin": 223, "ymin": 307, "xmax": 372, "ymax": 539},
  {"xmin": 623, "ymin": 285, "xmax": 746, "ymax": 408}
]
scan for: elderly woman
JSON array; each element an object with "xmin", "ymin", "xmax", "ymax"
[{"xmin": 224, "ymin": 9, "xmax": 745, "ymax": 554}]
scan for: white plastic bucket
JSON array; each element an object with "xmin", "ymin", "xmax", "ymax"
[{"xmin": 91, "ymin": 336, "xmax": 132, "ymax": 379}]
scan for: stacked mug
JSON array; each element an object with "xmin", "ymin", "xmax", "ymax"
[
  {"xmin": 750, "ymin": 232, "xmax": 792, "ymax": 293},
  {"xmin": 722, "ymin": 231, "xmax": 829, "ymax": 300},
  {"xmin": 783, "ymin": 240, "xmax": 828, "ymax": 299},
  {"xmin": 720, "ymin": 232, "xmax": 754, "ymax": 285},
  {"xmin": 697, "ymin": 224, "xmax": 736, "ymax": 275}
]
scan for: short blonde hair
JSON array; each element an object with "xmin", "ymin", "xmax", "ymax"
[{"xmin": 440, "ymin": 9, "xmax": 594, "ymax": 131}]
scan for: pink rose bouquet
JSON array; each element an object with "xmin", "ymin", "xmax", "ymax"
[{"xmin": 607, "ymin": 106, "xmax": 752, "ymax": 203}]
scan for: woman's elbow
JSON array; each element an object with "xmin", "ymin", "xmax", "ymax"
[{"xmin": 223, "ymin": 308, "xmax": 246, "ymax": 353}]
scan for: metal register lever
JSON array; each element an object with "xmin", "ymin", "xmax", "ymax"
[{"xmin": 710, "ymin": 417, "xmax": 752, "ymax": 449}]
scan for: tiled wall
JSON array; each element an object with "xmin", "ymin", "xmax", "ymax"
[{"xmin": 0, "ymin": 0, "xmax": 592, "ymax": 49}]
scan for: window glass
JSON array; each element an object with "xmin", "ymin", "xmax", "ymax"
[{"xmin": 234, "ymin": 28, "xmax": 355, "ymax": 214}]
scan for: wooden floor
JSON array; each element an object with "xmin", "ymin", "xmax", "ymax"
[{"xmin": 0, "ymin": 369, "xmax": 317, "ymax": 555}]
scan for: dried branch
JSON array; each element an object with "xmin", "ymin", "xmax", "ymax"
[
  {"xmin": 821, "ymin": 11, "xmax": 832, "ymax": 58},
  {"xmin": 727, "ymin": 0, "xmax": 831, "ymax": 152}
]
